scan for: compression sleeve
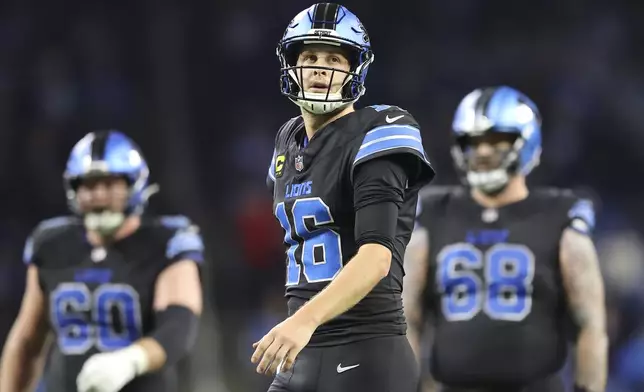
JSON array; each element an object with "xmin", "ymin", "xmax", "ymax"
[{"xmin": 353, "ymin": 156, "xmax": 409, "ymax": 250}]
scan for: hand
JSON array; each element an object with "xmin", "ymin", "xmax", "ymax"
[
  {"xmin": 250, "ymin": 314, "xmax": 317, "ymax": 376},
  {"xmin": 76, "ymin": 346, "xmax": 147, "ymax": 392}
]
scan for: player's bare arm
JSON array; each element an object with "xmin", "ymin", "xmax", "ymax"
[
  {"xmin": 0, "ymin": 266, "xmax": 52, "ymax": 392},
  {"xmin": 559, "ymin": 227, "xmax": 607, "ymax": 392},
  {"xmin": 76, "ymin": 257, "xmax": 202, "ymax": 392},
  {"xmin": 139, "ymin": 258, "xmax": 203, "ymax": 370},
  {"xmin": 402, "ymin": 226, "xmax": 429, "ymax": 359},
  {"xmin": 252, "ymin": 242, "xmax": 392, "ymax": 376}
]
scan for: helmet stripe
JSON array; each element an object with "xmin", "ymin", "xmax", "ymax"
[
  {"xmin": 324, "ymin": 3, "xmax": 340, "ymax": 29},
  {"xmin": 474, "ymin": 87, "xmax": 496, "ymax": 122},
  {"xmin": 90, "ymin": 131, "xmax": 109, "ymax": 160},
  {"xmin": 311, "ymin": 3, "xmax": 324, "ymax": 29},
  {"xmin": 312, "ymin": 3, "xmax": 340, "ymax": 30}
]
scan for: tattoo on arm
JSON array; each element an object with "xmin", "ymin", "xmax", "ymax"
[
  {"xmin": 560, "ymin": 227, "xmax": 608, "ymax": 392},
  {"xmin": 560, "ymin": 228, "xmax": 605, "ymax": 329}
]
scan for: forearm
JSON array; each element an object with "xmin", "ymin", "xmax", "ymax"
[
  {"xmin": 129, "ymin": 305, "xmax": 200, "ymax": 374},
  {"xmin": 559, "ymin": 228, "xmax": 607, "ymax": 392},
  {"xmin": 294, "ymin": 244, "xmax": 390, "ymax": 327},
  {"xmin": 0, "ymin": 333, "xmax": 49, "ymax": 392},
  {"xmin": 0, "ymin": 347, "xmax": 39, "ymax": 392},
  {"xmin": 575, "ymin": 327, "xmax": 608, "ymax": 392}
]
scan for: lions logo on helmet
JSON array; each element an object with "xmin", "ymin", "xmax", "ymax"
[{"xmin": 277, "ymin": 3, "xmax": 374, "ymax": 114}]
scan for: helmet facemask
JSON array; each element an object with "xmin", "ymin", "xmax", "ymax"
[
  {"xmin": 67, "ymin": 173, "xmax": 131, "ymax": 237},
  {"xmin": 452, "ymin": 132, "xmax": 524, "ymax": 195},
  {"xmin": 65, "ymin": 169, "xmax": 156, "ymax": 238},
  {"xmin": 277, "ymin": 38, "xmax": 373, "ymax": 115}
]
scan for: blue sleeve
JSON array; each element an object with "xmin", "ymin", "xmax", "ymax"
[
  {"xmin": 161, "ymin": 215, "xmax": 205, "ymax": 263},
  {"xmin": 352, "ymin": 124, "xmax": 434, "ymax": 186},
  {"xmin": 567, "ymin": 199, "xmax": 595, "ymax": 236},
  {"xmin": 166, "ymin": 228, "xmax": 205, "ymax": 263}
]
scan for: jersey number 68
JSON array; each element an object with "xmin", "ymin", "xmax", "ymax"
[{"xmin": 437, "ymin": 243, "xmax": 535, "ymax": 322}]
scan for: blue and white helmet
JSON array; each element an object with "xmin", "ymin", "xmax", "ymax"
[
  {"xmin": 277, "ymin": 3, "xmax": 374, "ymax": 114},
  {"xmin": 451, "ymin": 86, "xmax": 542, "ymax": 193},
  {"xmin": 64, "ymin": 130, "xmax": 154, "ymax": 215}
]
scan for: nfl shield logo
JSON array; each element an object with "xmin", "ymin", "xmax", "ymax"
[
  {"xmin": 295, "ymin": 155, "xmax": 304, "ymax": 172},
  {"xmin": 91, "ymin": 247, "xmax": 107, "ymax": 263},
  {"xmin": 482, "ymin": 208, "xmax": 498, "ymax": 223}
]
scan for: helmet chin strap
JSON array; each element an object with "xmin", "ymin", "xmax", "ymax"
[
  {"xmin": 295, "ymin": 91, "xmax": 351, "ymax": 115},
  {"xmin": 467, "ymin": 169, "xmax": 510, "ymax": 195},
  {"xmin": 465, "ymin": 144, "xmax": 522, "ymax": 195},
  {"xmin": 84, "ymin": 211, "xmax": 126, "ymax": 237}
]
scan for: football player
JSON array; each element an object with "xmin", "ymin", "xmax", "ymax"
[
  {"xmin": 403, "ymin": 86, "xmax": 607, "ymax": 392},
  {"xmin": 251, "ymin": 3, "xmax": 435, "ymax": 392},
  {"xmin": 0, "ymin": 130, "xmax": 204, "ymax": 392}
]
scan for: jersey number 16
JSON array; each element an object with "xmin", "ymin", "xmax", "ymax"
[{"xmin": 275, "ymin": 197, "xmax": 343, "ymax": 286}]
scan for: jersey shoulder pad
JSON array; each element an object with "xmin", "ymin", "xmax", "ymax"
[
  {"xmin": 537, "ymin": 187, "xmax": 597, "ymax": 235},
  {"xmin": 159, "ymin": 215, "xmax": 205, "ymax": 263},
  {"xmin": 158, "ymin": 215, "xmax": 194, "ymax": 229},
  {"xmin": 268, "ymin": 116, "xmax": 304, "ymax": 182},
  {"xmin": 366, "ymin": 104, "xmax": 410, "ymax": 115},
  {"xmin": 23, "ymin": 216, "xmax": 79, "ymax": 265},
  {"xmin": 366, "ymin": 105, "xmax": 419, "ymax": 126},
  {"xmin": 352, "ymin": 105, "xmax": 434, "ymax": 184}
]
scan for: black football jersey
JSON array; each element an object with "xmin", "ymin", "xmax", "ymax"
[
  {"xmin": 416, "ymin": 186, "xmax": 595, "ymax": 386},
  {"xmin": 23, "ymin": 215, "xmax": 204, "ymax": 392},
  {"xmin": 266, "ymin": 105, "xmax": 435, "ymax": 347}
]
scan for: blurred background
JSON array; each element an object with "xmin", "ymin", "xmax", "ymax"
[{"xmin": 1, "ymin": 0, "xmax": 643, "ymax": 391}]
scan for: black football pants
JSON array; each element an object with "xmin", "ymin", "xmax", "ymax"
[{"xmin": 268, "ymin": 335, "xmax": 419, "ymax": 392}]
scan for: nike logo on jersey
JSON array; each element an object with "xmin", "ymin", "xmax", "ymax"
[
  {"xmin": 385, "ymin": 114, "xmax": 404, "ymax": 123},
  {"xmin": 336, "ymin": 363, "xmax": 360, "ymax": 373}
]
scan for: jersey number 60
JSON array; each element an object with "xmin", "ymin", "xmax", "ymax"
[
  {"xmin": 437, "ymin": 243, "xmax": 535, "ymax": 322},
  {"xmin": 50, "ymin": 283, "xmax": 142, "ymax": 355},
  {"xmin": 275, "ymin": 197, "xmax": 343, "ymax": 286}
]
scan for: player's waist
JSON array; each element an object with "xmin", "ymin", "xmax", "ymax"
[
  {"xmin": 308, "ymin": 322, "xmax": 406, "ymax": 347},
  {"xmin": 431, "ymin": 324, "xmax": 567, "ymax": 385},
  {"xmin": 286, "ymin": 293, "xmax": 403, "ymax": 319},
  {"xmin": 287, "ymin": 296, "xmax": 406, "ymax": 347}
]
